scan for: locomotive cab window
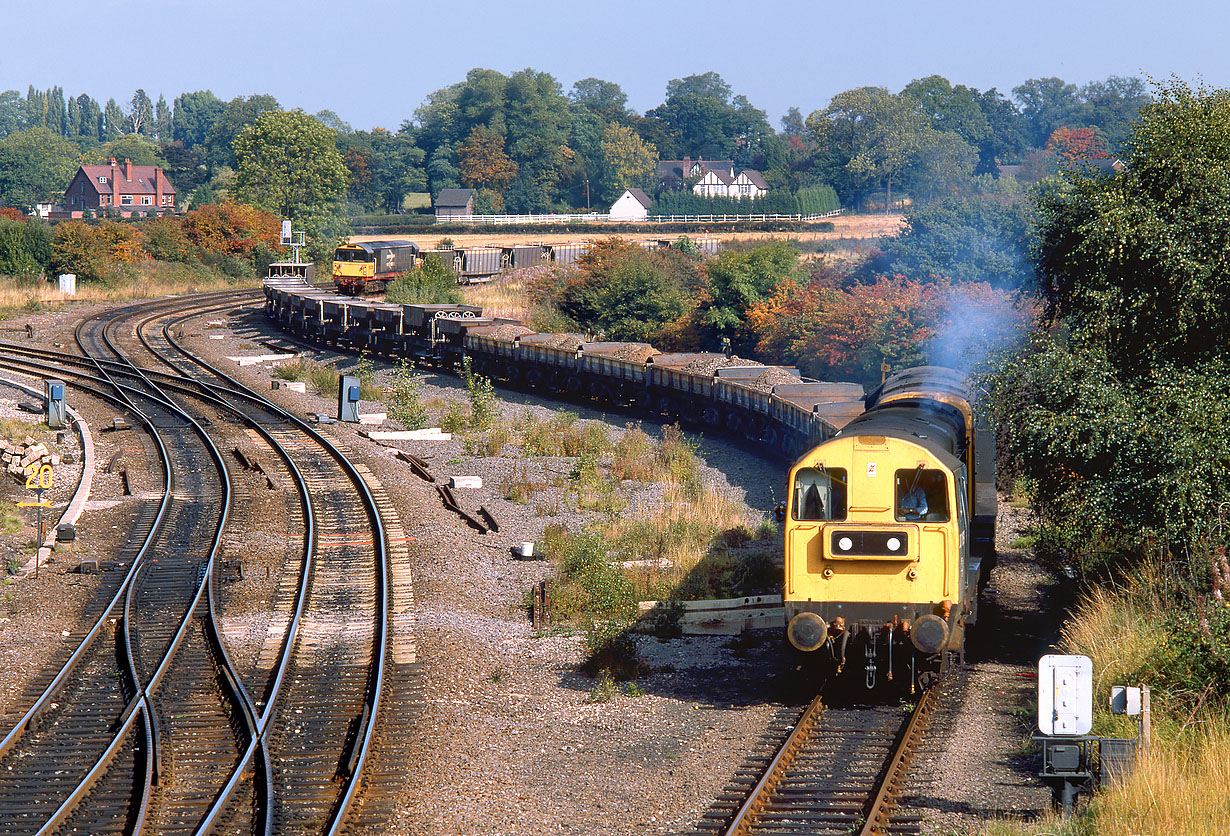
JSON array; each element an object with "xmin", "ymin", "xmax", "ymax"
[
  {"xmin": 792, "ymin": 467, "xmax": 847, "ymax": 521},
  {"xmin": 895, "ymin": 467, "xmax": 950, "ymax": 522},
  {"xmin": 335, "ymin": 249, "xmax": 371, "ymax": 262}
]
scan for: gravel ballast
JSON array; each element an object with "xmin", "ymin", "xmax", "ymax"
[{"xmin": 1, "ymin": 296, "xmax": 1065, "ymax": 835}]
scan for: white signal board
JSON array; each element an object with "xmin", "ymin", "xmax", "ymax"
[{"xmin": 1038, "ymin": 654, "xmax": 1092, "ymax": 736}]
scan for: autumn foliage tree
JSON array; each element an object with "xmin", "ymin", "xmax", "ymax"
[
  {"xmin": 748, "ymin": 274, "xmax": 1029, "ymax": 386},
  {"xmin": 458, "ymin": 126, "xmax": 519, "ymax": 211},
  {"xmin": 180, "ymin": 201, "xmax": 282, "ymax": 262},
  {"xmin": 50, "ymin": 220, "xmax": 145, "ymax": 284},
  {"xmin": 1045, "ymin": 126, "xmax": 1110, "ymax": 161}
]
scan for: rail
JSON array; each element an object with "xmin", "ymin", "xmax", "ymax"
[{"xmin": 713, "ymin": 680, "xmax": 943, "ymax": 836}]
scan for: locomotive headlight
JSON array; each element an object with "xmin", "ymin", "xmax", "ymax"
[
  {"xmin": 886, "ymin": 537, "xmax": 901, "ymax": 551},
  {"xmin": 838, "ymin": 536, "xmax": 853, "ymax": 551}
]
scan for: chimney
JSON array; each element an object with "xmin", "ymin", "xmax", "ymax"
[
  {"xmin": 682, "ymin": 156, "xmax": 691, "ymax": 176},
  {"xmin": 110, "ymin": 158, "xmax": 118, "ymax": 207},
  {"xmin": 154, "ymin": 168, "xmax": 162, "ymax": 212},
  {"xmin": 125, "ymin": 158, "xmax": 133, "ymax": 182}
]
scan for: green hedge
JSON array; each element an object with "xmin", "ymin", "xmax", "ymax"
[
  {"xmin": 649, "ymin": 185, "xmax": 840, "ymax": 217},
  {"xmin": 351, "ymin": 219, "xmax": 833, "ymax": 236}
]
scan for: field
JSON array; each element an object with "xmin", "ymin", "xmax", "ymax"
[{"xmin": 350, "ymin": 213, "xmax": 904, "ymax": 250}]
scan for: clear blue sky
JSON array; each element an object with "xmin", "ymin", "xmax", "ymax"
[{"xmin": 2, "ymin": 0, "xmax": 1220, "ymax": 130}]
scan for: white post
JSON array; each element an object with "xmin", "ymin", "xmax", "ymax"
[{"xmin": 1141, "ymin": 685, "xmax": 1151, "ymax": 754}]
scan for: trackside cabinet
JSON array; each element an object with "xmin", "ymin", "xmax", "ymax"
[
  {"xmin": 338, "ymin": 374, "xmax": 361, "ymax": 423},
  {"xmin": 45, "ymin": 378, "xmax": 66, "ymax": 430}
]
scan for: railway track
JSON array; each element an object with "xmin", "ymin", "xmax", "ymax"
[
  {"xmin": 0, "ymin": 290, "xmax": 405, "ymax": 834},
  {"xmin": 697, "ymin": 679, "xmax": 948, "ymax": 836}
]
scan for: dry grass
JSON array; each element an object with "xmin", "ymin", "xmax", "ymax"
[
  {"xmin": 352, "ymin": 213, "xmax": 904, "ymax": 251},
  {"xmin": 1093, "ymin": 720, "xmax": 1230, "ymax": 834},
  {"xmin": 460, "ymin": 272, "xmax": 535, "ymax": 321},
  {"xmin": 979, "ymin": 566, "xmax": 1230, "ymax": 836},
  {"xmin": 1058, "ymin": 583, "xmax": 1171, "ymax": 712},
  {"xmin": 0, "ymin": 262, "xmax": 259, "ymax": 316}
]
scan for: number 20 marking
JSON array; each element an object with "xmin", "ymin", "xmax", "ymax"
[{"xmin": 25, "ymin": 463, "xmax": 53, "ymax": 490}]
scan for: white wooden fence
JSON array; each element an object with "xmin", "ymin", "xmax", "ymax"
[{"xmin": 442, "ymin": 208, "xmax": 844, "ymax": 226}]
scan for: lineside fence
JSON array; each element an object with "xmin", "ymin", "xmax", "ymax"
[{"xmin": 440, "ymin": 208, "xmax": 845, "ymax": 226}]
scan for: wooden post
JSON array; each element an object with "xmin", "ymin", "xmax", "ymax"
[{"xmin": 1141, "ymin": 684, "xmax": 1151, "ymax": 754}]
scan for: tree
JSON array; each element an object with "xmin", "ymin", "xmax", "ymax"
[
  {"xmin": 598, "ymin": 123, "xmax": 656, "ymax": 203},
  {"xmin": 997, "ymin": 79, "xmax": 1230, "ymax": 565},
  {"xmin": 100, "ymin": 134, "xmax": 166, "ymax": 167},
  {"xmin": 808, "ymin": 87, "xmax": 937, "ymax": 211},
  {"xmin": 457, "ymin": 126, "xmax": 518, "ymax": 194},
  {"xmin": 648, "ymin": 72, "xmax": 773, "ymax": 164},
  {"xmin": 866, "ymin": 193, "xmax": 1034, "ymax": 290},
  {"xmin": 0, "ymin": 128, "xmax": 81, "ymax": 210},
  {"xmin": 0, "ymin": 90, "xmax": 23, "ymax": 138},
  {"xmin": 205, "ymin": 94, "xmax": 281, "ymax": 169},
  {"xmin": 233, "ymin": 109, "xmax": 347, "ymax": 253},
  {"xmin": 748, "ymin": 274, "xmax": 949, "ymax": 384},
  {"xmin": 975, "ymin": 88, "xmax": 1029, "ymax": 172},
  {"xmin": 1013, "ymin": 77, "xmax": 1085, "ymax": 147},
  {"xmin": 550, "ymin": 239, "xmax": 692, "ymax": 342},
  {"xmin": 901, "ymin": 76, "xmax": 990, "ymax": 146},
  {"xmin": 103, "ymin": 98, "xmax": 124, "ymax": 140},
  {"xmin": 1033, "ymin": 78, "xmax": 1230, "ymax": 373},
  {"xmin": 127, "ymin": 89, "xmax": 153, "ymax": 135},
  {"xmin": 781, "ymin": 107, "xmax": 805, "ymax": 136},
  {"xmin": 172, "ymin": 90, "xmax": 226, "ymax": 148},
  {"xmin": 1045, "ymin": 126, "xmax": 1109, "ymax": 162},
  {"xmin": 700, "ymin": 241, "xmax": 800, "ymax": 349},
  {"xmin": 314, "ymin": 109, "xmax": 352, "ymax": 134},
  {"xmin": 154, "ymin": 95, "xmax": 171, "ymax": 140},
  {"xmin": 570, "ymin": 78, "xmax": 630, "ymax": 123},
  {"xmin": 1080, "ymin": 76, "xmax": 1150, "ymax": 156}
]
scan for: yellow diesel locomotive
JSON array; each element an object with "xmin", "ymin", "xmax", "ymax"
[
  {"xmin": 783, "ymin": 367, "xmax": 996, "ymax": 692},
  {"xmin": 333, "ymin": 240, "xmax": 420, "ymax": 295}
]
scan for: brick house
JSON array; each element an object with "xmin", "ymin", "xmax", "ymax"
[{"xmin": 62, "ymin": 158, "xmax": 176, "ymax": 217}]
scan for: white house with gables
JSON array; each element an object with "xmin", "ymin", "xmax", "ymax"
[
  {"xmin": 694, "ymin": 167, "xmax": 768, "ymax": 200},
  {"xmin": 656, "ymin": 157, "xmax": 770, "ymax": 201},
  {"xmin": 609, "ymin": 188, "xmax": 652, "ymax": 221}
]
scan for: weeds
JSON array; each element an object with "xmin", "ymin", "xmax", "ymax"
[
  {"xmin": 385, "ymin": 361, "xmax": 428, "ymax": 430},
  {"xmin": 582, "ymin": 619, "xmax": 647, "ymax": 680},
  {"xmin": 461, "ymin": 356, "xmax": 497, "ymax": 429}
]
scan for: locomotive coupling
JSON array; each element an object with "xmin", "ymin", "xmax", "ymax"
[{"xmin": 787, "ymin": 612, "xmax": 829, "ymax": 652}]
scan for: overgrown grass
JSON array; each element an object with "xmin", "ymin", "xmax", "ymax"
[
  {"xmin": 0, "ymin": 260, "xmax": 258, "ymax": 317},
  {"xmin": 983, "ymin": 557, "xmax": 1230, "ymax": 835},
  {"xmin": 273, "ymin": 356, "xmax": 380, "ymax": 398}
]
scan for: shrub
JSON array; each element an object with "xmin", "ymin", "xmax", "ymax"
[
  {"xmin": 384, "ymin": 361, "xmax": 428, "ymax": 430},
  {"xmin": 461, "ymin": 356, "xmax": 496, "ymax": 429},
  {"xmin": 139, "ymin": 216, "xmax": 194, "ymax": 263},
  {"xmin": 181, "ymin": 200, "xmax": 283, "ymax": 264},
  {"xmin": 0, "ymin": 217, "xmax": 52, "ymax": 277},
  {"xmin": 50, "ymin": 220, "xmax": 145, "ymax": 284},
  {"xmin": 385, "ymin": 253, "xmax": 462, "ymax": 304}
]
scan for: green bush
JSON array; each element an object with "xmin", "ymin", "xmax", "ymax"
[
  {"xmin": 385, "ymin": 361, "xmax": 428, "ymax": 430},
  {"xmin": 461, "ymin": 356, "xmax": 496, "ymax": 429},
  {"xmin": 0, "ymin": 217, "xmax": 53, "ymax": 276},
  {"xmin": 385, "ymin": 253, "xmax": 462, "ymax": 304}
]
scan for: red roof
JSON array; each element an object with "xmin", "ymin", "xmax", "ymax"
[{"xmin": 78, "ymin": 162, "xmax": 176, "ymax": 196}]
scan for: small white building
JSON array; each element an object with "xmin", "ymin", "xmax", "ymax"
[{"xmin": 609, "ymin": 188, "xmax": 652, "ymax": 222}]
